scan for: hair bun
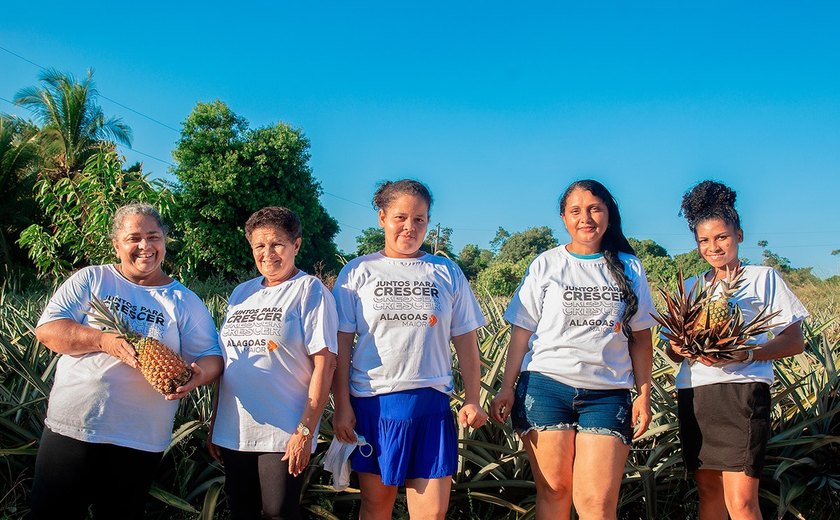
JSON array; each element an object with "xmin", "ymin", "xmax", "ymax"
[{"xmin": 680, "ymin": 180, "xmax": 739, "ymax": 232}]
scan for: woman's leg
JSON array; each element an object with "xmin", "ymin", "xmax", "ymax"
[
  {"xmin": 358, "ymin": 472, "xmax": 398, "ymax": 520},
  {"xmin": 721, "ymin": 471, "xmax": 761, "ymax": 520},
  {"xmin": 695, "ymin": 469, "xmax": 728, "ymax": 520},
  {"xmin": 30, "ymin": 429, "xmax": 91, "ymax": 520},
  {"xmin": 91, "ymin": 442, "xmax": 161, "ymax": 520},
  {"xmin": 521, "ymin": 429, "xmax": 576, "ymax": 520},
  {"xmin": 571, "ymin": 433, "xmax": 629, "ymax": 520},
  {"xmin": 256, "ymin": 453, "xmax": 304, "ymax": 520},
  {"xmin": 220, "ymin": 447, "xmax": 262, "ymax": 520},
  {"xmin": 405, "ymin": 476, "xmax": 451, "ymax": 520}
]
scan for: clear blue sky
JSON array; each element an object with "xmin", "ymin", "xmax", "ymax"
[{"xmin": 2, "ymin": 1, "xmax": 839, "ymax": 276}]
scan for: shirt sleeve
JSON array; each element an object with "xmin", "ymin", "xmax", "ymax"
[
  {"xmin": 763, "ymin": 269, "xmax": 809, "ymax": 335},
  {"xmin": 300, "ymin": 278, "xmax": 340, "ymax": 355},
  {"xmin": 332, "ymin": 264, "xmax": 359, "ymax": 333},
  {"xmin": 504, "ymin": 257, "xmax": 544, "ymax": 332},
  {"xmin": 628, "ymin": 259, "xmax": 659, "ymax": 331},
  {"xmin": 37, "ymin": 267, "xmax": 95, "ymax": 327},
  {"xmin": 449, "ymin": 262, "xmax": 487, "ymax": 337},
  {"xmin": 177, "ymin": 293, "xmax": 222, "ymax": 364}
]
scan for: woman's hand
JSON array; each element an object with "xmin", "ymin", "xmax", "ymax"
[
  {"xmin": 631, "ymin": 393, "xmax": 652, "ymax": 439},
  {"xmin": 490, "ymin": 387, "xmax": 515, "ymax": 424},
  {"xmin": 282, "ymin": 433, "xmax": 312, "ymax": 476},
  {"xmin": 458, "ymin": 400, "xmax": 488, "ymax": 430},
  {"xmin": 98, "ymin": 332, "xmax": 138, "ymax": 368},
  {"xmin": 165, "ymin": 362, "xmax": 204, "ymax": 400},
  {"xmin": 332, "ymin": 403, "xmax": 358, "ymax": 443}
]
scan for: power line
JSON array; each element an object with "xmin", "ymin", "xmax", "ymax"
[{"xmin": 0, "ymin": 44, "xmax": 180, "ymax": 133}]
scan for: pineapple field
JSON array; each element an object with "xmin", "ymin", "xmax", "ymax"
[{"xmin": 1, "ymin": 280, "xmax": 839, "ymax": 520}]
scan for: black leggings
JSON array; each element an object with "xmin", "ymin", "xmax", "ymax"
[
  {"xmin": 30, "ymin": 428, "xmax": 161, "ymax": 520},
  {"xmin": 220, "ymin": 447, "xmax": 304, "ymax": 520}
]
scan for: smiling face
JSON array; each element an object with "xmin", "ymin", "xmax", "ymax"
[
  {"xmin": 379, "ymin": 193, "xmax": 429, "ymax": 258},
  {"xmin": 249, "ymin": 226, "xmax": 301, "ymax": 286},
  {"xmin": 112, "ymin": 214, "xmax": 167, "ymax": 284},
  {"xmin": 561, "ymin": 188, "xmax": 610, "ymax": 254},
  {"xmin": 695, "ymin": 218, "xmax": 743, "ymax": 274}
]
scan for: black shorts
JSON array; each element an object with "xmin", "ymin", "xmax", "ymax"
[{"xmin": 678, "ymin": 382, "xmax": 771, "ymax": 478}]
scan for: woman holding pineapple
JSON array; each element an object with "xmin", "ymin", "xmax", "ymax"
[
  {"xmin": 667, "ymin": 181, "xmax": 808, "ymax": 520},
  {"xmin": 208, "ymin": 206, "xmax": 338, "ymax": 520},
  {"xmin": 31, "ymin": 203, "xmax": 224, "ymax": 520},
  {"xmin": 490, "ymin": 180, "xmax": 657, "ymax": 520},
  {"xmin": 331, "ymin": 179, "xmax": 487, "ymax": 520}
]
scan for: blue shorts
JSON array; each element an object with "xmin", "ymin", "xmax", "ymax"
[
  {"xmin": 512, "ymin": 371, "xmax": 633, "ymax": 445},
  {"xmin": 350, "ymin": 388, "xmax": 457, "ymax": 486}
]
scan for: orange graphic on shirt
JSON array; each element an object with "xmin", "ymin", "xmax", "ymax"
[
  {"xmin": 429, "ymin": 315, "xmax": 438, "ymax": 327},
  {"xmin": 613, "ymin": 322, "xmax": 621, "ymax": 334},
  {"xmin": 267, "ymin": 340, "xmax": 279, "ymax": 352}
]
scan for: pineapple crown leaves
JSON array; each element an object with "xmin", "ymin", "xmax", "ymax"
[
  {"xmin": 83, "ymin": 295, "xmax": 141, "ymax": 342},
  {"xmin": 652, "ymin": 264, "xmax": 784, "ymax": 359}
]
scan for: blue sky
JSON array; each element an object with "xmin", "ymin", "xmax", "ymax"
[{"xmin": 2, "ymin": 1, "xmax": 839, "ymax": 276}]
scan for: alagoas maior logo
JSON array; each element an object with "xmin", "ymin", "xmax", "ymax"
[
  {"xmin": 223, "ymin": 307, "xmax": 284, "ymax": 352},
  {"xmin": 561, "ymin": 284, "xmax": 625, "ymax": 334},
  {"xmin": 372, "ymin": 280, "xmax": 442, "ymax": 327}
]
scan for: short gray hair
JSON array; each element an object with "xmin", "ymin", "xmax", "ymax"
[{"xmin": 110, "ymin": 203, "xmax": 169, "ymax": 240}]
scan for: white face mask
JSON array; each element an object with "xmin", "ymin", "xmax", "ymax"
[{"xmin": 323, "ymin": 431, "xmax": 372, "ymax": 490}]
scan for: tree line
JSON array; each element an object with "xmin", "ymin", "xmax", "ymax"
[{"xmin": 1, "ymin": 69, "xmax": 826, "ymax": 291}]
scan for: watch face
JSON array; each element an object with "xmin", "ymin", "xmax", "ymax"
[{"xmin": 298, "ymin": 424, "xmax": 311, "ymax": 436}]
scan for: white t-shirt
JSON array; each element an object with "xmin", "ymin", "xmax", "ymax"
[
  {"xmin": 37, "ymin": 264, "xmax": 221, "ymax": 452},
  {"xmin": 675, "ymin": 265, "xmax": 809, "ymax": 389},
  {"xmin": 333, "ymin": 252, "xmax": 486, "ymax": 397},
  {"xmin": 504, "ymin": 245, "xmax": 658, "ymax": 390},
  {"xmin": 212, "ymin": 271, "xmax": 338, "ymax": 453}
]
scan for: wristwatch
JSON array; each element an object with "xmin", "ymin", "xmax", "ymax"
[
  {"xmin": 297, "ymin": 422, "xmax": 312, "ymax": 439},
  {"xmin": 745, "ymin": 350, "xmax": 755, "ymax": 362}
]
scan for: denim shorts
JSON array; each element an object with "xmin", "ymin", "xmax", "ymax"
[{"xmin": 511, "ymin": 371, "xmax": 633, "ymax": 445}]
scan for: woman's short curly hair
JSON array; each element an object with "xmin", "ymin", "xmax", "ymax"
[
  {"xmin": 245, "ymin": 206, "xmax": 302, "ymax": 241},
  {"xmin": 680, "ymin": 180, "xmax": 740, "ymax": 234},
  {"xmin": 110, "ymin": 203, "xmax": 168, "ymax": 240}
]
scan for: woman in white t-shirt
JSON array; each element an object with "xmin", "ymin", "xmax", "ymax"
[
  {"xmin": 490, "ymin": 179, "xmax": 657, "ymax": 519},
  {"xmin": 31, "ymin": 203, "xmax": 223, "ymax": 520},
  {"xmin": 332, "ymin": 179, "xmax": 488, "ymax": 519},
  {"xmin": 208, "ymin": 206, "xmax": 338, "ymax": 520},
  {"xmin": 667, "ymin": 181, "xmax": 807, "ymax": 520}
]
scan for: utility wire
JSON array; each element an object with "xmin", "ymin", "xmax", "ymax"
[{"xmin": 0, "ymin": 44, "xmax": 180, "ymax": 133}]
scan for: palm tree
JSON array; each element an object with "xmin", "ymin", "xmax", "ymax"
[
  {"xmin": 0, "ymin": 115, "xmax": 39, "ymax": 269},
  {"xmin": 13, "ymin": 68, "xmax": 132, "ymax": 178}
]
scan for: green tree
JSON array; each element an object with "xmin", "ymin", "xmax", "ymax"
[
  {"xmin": 495, "ymin": 226, "xmax": 557, "ymax": 264},
  {"xmin": 423, "ymin": 225, "xmax": 455, "ymax": 257},
  {"xmin": 18, "ymin": 147, "xmax": 172, "ymax": 277},
  {"xmin": 457, "ymin": 243, "xmax": 493, "ymax": 279},
  {"xmin": 0, "ymin": 116, "xmax": 40, "ymax": 271},
  {"xmin": 14, "ymin": 69, "xmax": 132, "ymax": 179},
  {"xmin": 172, "ymin": 101, "xmax": 339, "ymax": 277},
  {"xmin": 355, "ymin": 227, "xmax": 385, "ymax": 256},
  {"xmin": 475, "ymin": 258, "xmax": 530, "ymax": 297}
]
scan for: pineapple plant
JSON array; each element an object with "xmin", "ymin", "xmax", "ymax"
[
  {"xmin": 654, "ymin": 265, "xmax": 781, "ymax": 360},
  {"xmin": 86, "ymin": 296, "xmax": 192, "ymax": 394}
]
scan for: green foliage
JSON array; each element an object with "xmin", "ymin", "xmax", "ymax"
[
  {"xmin": 474, "ymin": 258, "xmax": 530, "ymax": 297},
  {"xmin": 0, "ymin": 116, "xmax": 40, "ymax": 272},
  {"xmin": 355, "ymin": 227, "xmax": 385, "ymax": 256},
  {"xmin": 18, "ymin": 147, "xmax": 173, "ymax": 277},
  {"xmin": 758, "ymin": 240, "xmax": 820, "ymax": 286},
  {"xmin": 495, "ymin": 226, "xmax": 557, "ymax": 265},
  {"xmin": 424, "ymin": 226, "xmax": 455, "ymax": 257},
  {"xmin": 13, "ymin": 68, "xmax": 132, "ymax": 179},
  {"xmin": 457, "ymin": 244, "xmax": 493, "ymax": 280},
  {"xmin": 172, "ymin": 101, "xmax": 339, "ymax": 278}
]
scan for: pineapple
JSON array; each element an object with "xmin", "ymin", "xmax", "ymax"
[
  {"xmin": 86, "ymin": 296, "xmax": 192, "ymax": 394},
  {"xmin": 699, "ymin": 266, "xmax": 745, "ymax": 330},
  {"xmin": 653, "ymin": 265, "xmax": 781, "ymax": 361}
]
